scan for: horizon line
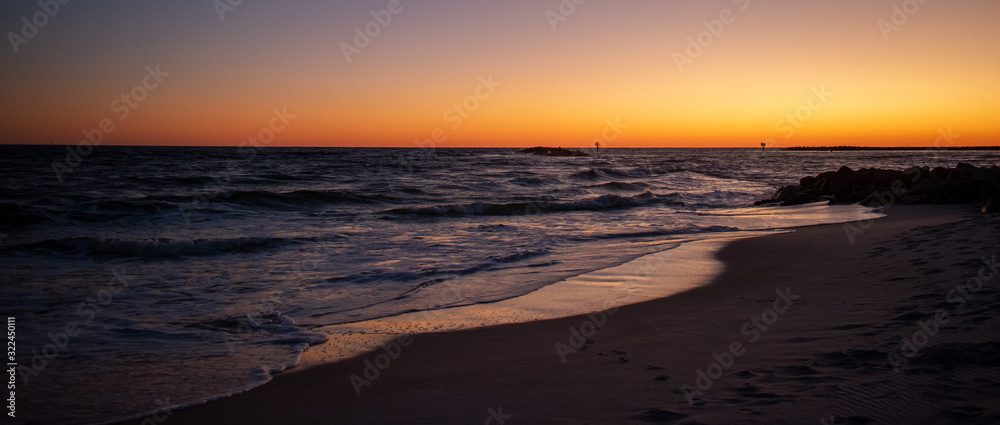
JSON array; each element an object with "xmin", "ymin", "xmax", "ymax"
[{"xmin": 3, "ymin": 144, "xmax": 1000, "ymax": 150}]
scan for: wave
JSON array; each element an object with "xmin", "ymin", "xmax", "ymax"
[
  {"xmin": 5, "ymin": 188, "xmax": 397, "ymax": 221},
  {"xmin": 506, "ymin": 177, "xmax": 548, "ymax": 186},
  {"xmin": 88, "ymin": 199, "xmax": 178, "ymax": 214},
  {"xmin": 220, "ymin": 189, "xmax": 395, "ymax": 209},
  {"xmin": 182, "ymin": 311, "xmax": 326, "ymax": 345},
  {"xmin": 570, "ymin": 167, "xmax": 683, "ymax": 180},
  {"xmin": 593, "ymin": 225, "xmax": 741, "ymax": 239},
  {"xmin": 386, "ymin": 191, "xmax": 683, "ymax": 217},
  {"xmin": 588, "ymin": 181, "xmax": 652, "ymax": 191},
  {"xmin": 256, "ymin": 173, "xmax": 304, "ymax": 182},
  {"xmin": 5, "ymin": 236, "xmax": 294, "ymax": 258},
  {"xmin": 470, "ymin": 224, "xmax": 515, "ymax": 232},
  {"xmin": 684, "ymin": 169, "xmax": 736, "ymax": 180},
  {"xmin": 325, "ymin": 249, "xmax": 552, "ymax": 301},
  {"xmin": 396, "ymin": 248, "xmax": 552, "ymax": 296},
  {"xmin": 490, "ymin": 248, "xmax": 550, "ymax": 263},
  {"xmin": 0, "ymin": 201, "xmax": 69, "ymax": 227},
  {"xmin": 398, "ymin": 186, "xmax": 433, "ymax": 195},
  {"xmin": 175, "ymin": 175, "xmax": 226, "ymax": 186},
  {"xmin": 126, "ymin": 189, "xmax": 400, "ymax": 209}
]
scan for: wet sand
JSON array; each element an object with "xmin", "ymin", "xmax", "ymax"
[{"xmin": 132, "ymin": 204, "xmax": 1000, "ymax": 425}]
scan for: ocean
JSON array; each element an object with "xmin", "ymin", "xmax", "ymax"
[{"xmin": 2, "ymin": 146, "xmax": 998, "ymax": 424}]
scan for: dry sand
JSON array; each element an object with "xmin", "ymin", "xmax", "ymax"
[{"xmin": 132, "ymin": 204, "xmax": 1000, "ymax": 425}]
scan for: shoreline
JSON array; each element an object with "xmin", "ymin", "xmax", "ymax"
[
  {"xmin": 293, "ymin": 232, "xmax": 766, "ymax": 370},
  {"xmin": 124, "ymin": 204, "xmax": 999, "ymax": 425},
  {"xmin": 292, "ymin": 204, "xmax": 883, "ymax": 371}
]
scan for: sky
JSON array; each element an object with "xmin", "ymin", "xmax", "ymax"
[{"xmin": 1, "ymin": 0, "xmax": 998, "ymax": 148}]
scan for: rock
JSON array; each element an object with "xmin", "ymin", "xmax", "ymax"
[
  {"xmin": 903, "ymin": 166, "xmax": 927, "ymax": 181},
  {"xmin": 755, "ymin": 163, "xmax": 1000, "ymax": 211},
  {"xmin": 930, "ymin": 166, "xmax": 951, "ymax": 179},
  {"xmin": 799, "ymin": 176, "xmax": 819, "ymax": 190},
  {"xmin": 983, "ymin": 196, "xmax": 999, "ymax": 213},
  {"xmin": 981, "ymin": 182, "xmax": 1000, "ymax": 213},
  {"xmin": 755, "ymin": 185, "xmax": 831, "ymax": 206},
  {"xmin": 753, "ymin": 198, "xmax": 781, "ymax": 206},
  {"xmin": 971, "ymin": 167, "xmax": 1000, "ymax": 182}
]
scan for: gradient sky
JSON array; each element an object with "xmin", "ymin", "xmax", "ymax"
[{"xmin": 1, "ymin": 0, "xmax": 998, "ymax": 147}]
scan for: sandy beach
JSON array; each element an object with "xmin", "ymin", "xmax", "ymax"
[
  {"xmin": 127, "ymin": 204, "xmax": 999, "ymax": 425},
  {"xmin": 6, "ymin": 1, "xmax": 1000, "ymax": 423}
]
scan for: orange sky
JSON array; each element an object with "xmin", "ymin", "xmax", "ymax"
[{"xmin": 1, "ymin": 0, "xmax": 998, "ymax": 148}]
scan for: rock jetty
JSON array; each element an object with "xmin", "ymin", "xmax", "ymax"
[{"xmin": 755, "ymin": 163, "xmax": 1000, "ymax": 213}]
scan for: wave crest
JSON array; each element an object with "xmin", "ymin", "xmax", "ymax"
[
  {"xmin": 6, "ymin": 236, "xmax": 293, "ymax": 257},
  {"xmin": 387, "ymin": 191, "xmax": 682, "ymax": 217}
]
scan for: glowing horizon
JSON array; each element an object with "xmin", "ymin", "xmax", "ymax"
[{"xmin": 1, "ymin": 0, "xmax": 998, "ymax": 148}]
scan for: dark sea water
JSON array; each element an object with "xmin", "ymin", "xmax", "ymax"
[{"xmin": 2, "ymin": 146, "xmax": 998, "ymax": 424}]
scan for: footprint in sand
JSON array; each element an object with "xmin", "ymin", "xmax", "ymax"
[
  {"xmin": 737, "ymin": 407, "xmax": 763, "ymax": 416},
  {"xmin": 832, "ymin": 323, "xmax": 874, "ymax": 331},
  {"xmin": 943, "ymin": 405, "xmax": 984, "ymax": 418},
  {"xmin": 891, "ymin": 311, "xmax": 929, "ymax": 321},
  {"xmin": 632, "ymin": 408, "xmax": 688, "ymax": 423},
  {"xmin": 732, "ymin": 383, "xmax": 781, "ymax": 399},
  {"xmin": 775, "ymin": 364, "xmax": 820, "ymax": 376},
  {"xmin": 734, "ymin": 369, "xmax": 765, "ymax": 379},
  {"xmin": 887, "ymin": 276, "xmax": 915, "ymax": 281}
]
